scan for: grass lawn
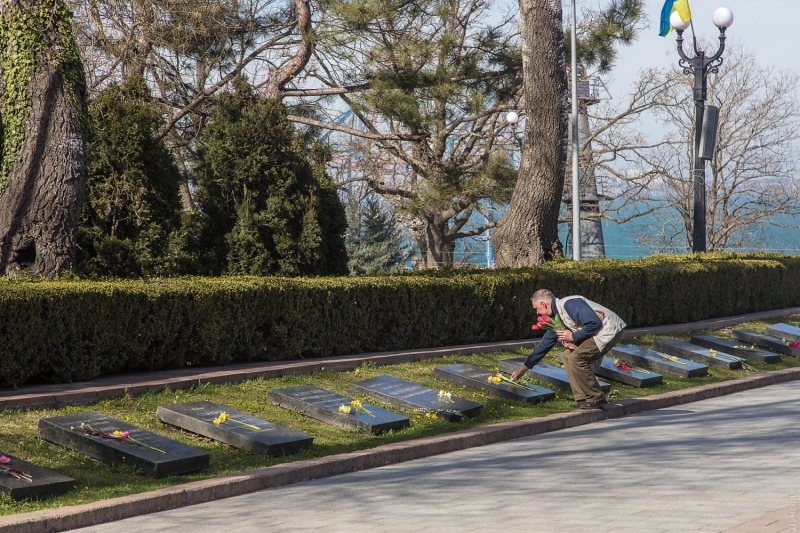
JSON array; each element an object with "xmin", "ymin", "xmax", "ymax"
[{"xmin": 1, "ymin": 314, "xmax": 800, "ymax": 516}]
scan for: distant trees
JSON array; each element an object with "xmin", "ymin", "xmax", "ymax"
[
  {"xmin": 590, "ymin": 44, "xmax": 800, "ymax": 252},
  {"xmin": 346, "ymin": 196, "xmax": 410, "ymax": 275}
]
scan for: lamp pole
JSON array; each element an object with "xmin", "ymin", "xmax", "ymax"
[
  {"xmin": 671, "ymin": 8, "xmax": 733, "ymax": 253},
  {"xmin": 570, "ymin": 0, "xmax": 580, "ymax": 261}
]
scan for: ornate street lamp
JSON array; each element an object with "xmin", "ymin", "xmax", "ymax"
[{"xmin": 671, "ymin": 7, "xmax": 733, "ymax": 253}]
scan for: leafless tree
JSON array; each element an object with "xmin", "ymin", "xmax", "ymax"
[{"xmin": 590, "ymin": 43, "xmax": 800, "ymax": 253}]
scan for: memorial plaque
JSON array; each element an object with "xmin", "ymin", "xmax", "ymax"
[
  {"xmin": 157, "ymin": 401, "xmax": 312, "ymax": 456},
  {"xmin": 651, "ymin": 339, "xmax": 743, "ymax": 369},
  {"xmin": 732, "ymin": 329, "xmax": 800, "ymax": 358},
  {"xmin": 690, "ymin": 335, "xmax": 780, "ymax": 364},
  {"xmin": 433, "ymin": 364, "xmax": 555, "ymax": 404},
  {"xmin": 38, "ymin": 412, "xmax": 210, "ymax": 478},
  {"xmin": 0, "ymin": 452, "xmax": 74, "ymax": 501},
  {"xmin": 497, "ymin": 358, "xmax": 610, "ymax": 392},
  {"xmin": 349, "ymin": 375, "xmax": 482, "ymax": 421},
  {"xmin": 609, "ymin": 344, "xmax": 708, "ymax": 378},
  {"xmin": 267, "ymin": 385, "xmax": 409, "ymax": 434},
  {"xmin": 554, "ymin": 354, "xmax": 662, "ymax": 387},
  {"xmin": 765, "ymin": 323, "xmax": 800, "ymax": 343}
]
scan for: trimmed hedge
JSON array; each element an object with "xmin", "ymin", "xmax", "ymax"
[{"xmin": 3, "ymin": 253, "xmax": 800, "ymax": 388}]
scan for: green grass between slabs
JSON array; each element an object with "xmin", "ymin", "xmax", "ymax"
[{"xmin": 1, "ymin": 314, "xmax": 800, "ymax": 516}]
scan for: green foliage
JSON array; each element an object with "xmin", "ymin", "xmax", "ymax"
[
  {"xmin": 346, "ymin": 196, "xmax": 411, "ymax": 274},
  {"xmin": 0, "ymin": 0, "xmax": 87, "ymax": 191},
  {"xmin": 565, "ymin": 0, "xmax": 645, "ymax": 73},
  {"xmin": 78, "ymin": 76, "xmax": 189, "ymax": 277},
  {"xmin": 193, "ymin": 78, "xmax": 347, "ymax": 276},
  {"xmin": 0, "ymin": 253, "xmax": 799, "ymax": 388}
]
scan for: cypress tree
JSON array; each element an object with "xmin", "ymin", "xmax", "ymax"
[{"xmin": 194, "ymin": 77, "xmax": 347, "ymax": 276}]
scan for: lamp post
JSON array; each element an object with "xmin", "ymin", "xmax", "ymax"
[{"xmin": 671, "ymin": 7, "xmax": 733, "ymax": 253}]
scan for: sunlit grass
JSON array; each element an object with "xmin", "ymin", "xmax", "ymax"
[{"xmin": 1, "ymin": 314, "xmax": 799, "ymax": 515}]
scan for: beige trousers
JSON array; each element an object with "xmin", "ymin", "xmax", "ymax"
[{"xmin": 561, "ymin": 330, "xmax": 624, "ymax": 403}]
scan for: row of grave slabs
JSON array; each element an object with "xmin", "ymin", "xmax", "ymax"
[{"xmin": 3, "ymin": 324, "xmax": 799, "ymax": 501}]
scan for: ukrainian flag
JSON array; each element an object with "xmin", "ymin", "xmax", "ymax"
[{"xmin": 659, "ymin": 0, "xmax": 692, "ymax": 36}]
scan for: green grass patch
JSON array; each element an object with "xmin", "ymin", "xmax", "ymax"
[{"xmin": 2, "ymin": 314, "xmax": 800, "ymax": 516}]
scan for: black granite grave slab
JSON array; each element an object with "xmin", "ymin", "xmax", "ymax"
[
  {"xmin": 732, "ymin": 329, "xmax": 800, "ymax": 358},
  {"xmin": 609, "ymin": 344, "xmax": 708, "ymax": 378},
  {"xmin": 157, "ymin": 401, "xmax": 312, "ymax": 456},
  {"xmin": 0, "ymin": 453, "xmax": 74, "ymax": 500},
  {"xmin": 38, "ymin": 412, "xmax": 210, "ymax": 478},
  {"xmin": 554, "ymin": 354, "xmax": 662, "ymax": 387},
  {"xmin": 496, "ymin": 358, "xmax": 610, "ymax": 392},
  {"xmin": 349, "ymin": 376, "xmax": 482, "ymax": 421},
  {"xmin": 690, "ymin": 335, "xmax": 780, "ymax": 364},
  {"xmin": 765, "ymin": 323, "xmax": 800, "ymax": 343},
  {"xmin": 651, "ymin": 339, "xmax": 743, "ymax": 369},
  {"xmin": 267, "ymin": 385, "xmax": 409, "ymax": 434},
  {"xmin": 433, "ymin": 364, "xmax": 555, "ymax": 404}
]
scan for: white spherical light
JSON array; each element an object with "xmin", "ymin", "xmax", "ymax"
[
  {"xmin": 506, "ymin": 111, "xmax": 519, "ymax": 125},
  {"xmin": 713, "ymin": 7, "xmax": 734, "ymax": 28},
  {"xmin": 670, "ymin": 11, "xmax": 691, "ymax": 31}
]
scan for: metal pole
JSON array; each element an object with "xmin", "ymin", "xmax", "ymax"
[
  {"xmin": 570, "ymin": 0, "xmax": 580, "ymax": 261},
  {"xmin": 692, "ymin": 63, "xmax": 707, "ymax": 253}
]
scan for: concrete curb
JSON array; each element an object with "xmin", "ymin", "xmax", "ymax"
[
  {"xmin": 2, "ymin": 366, "xmax": 799, "ymax": 533},
  {"xmin": 2, "ymin": 306, "xmax": 799, "ymax": 412}
]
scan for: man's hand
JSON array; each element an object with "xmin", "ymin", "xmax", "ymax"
[
  {"xmin": 556, "ymin": 330, "xmax": 574, "ymax": 343},
  {"xmin": 510, "ymin": 365, "xmax": 529, "ymax": 382}
]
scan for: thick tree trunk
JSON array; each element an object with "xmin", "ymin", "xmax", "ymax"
[
  {"xmin": 491, "ymin": 0, "xmax": 568, "ymax": 267},
  {"xmin": 0, "ymin": 0, "xmax": 87, "ymax": 278}
]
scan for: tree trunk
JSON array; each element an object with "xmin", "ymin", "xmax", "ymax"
[
  {"xmin": 491, "ymin": 0, "xmax": 568, "ymax": 266},
  {"xmin": 0, "ymin": 0, "xmax": 88, "ymax": 278}
]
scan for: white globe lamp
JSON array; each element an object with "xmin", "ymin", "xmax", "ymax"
[
  {"xmin": 713, "ymin": 7, "xmax": 734, "ymax": 29},
  {"xmin": 506, "ymin": 111, "xmax": 519, "ymax": 125},
  {"xmin": 670, "ymin": 11, "xmax": 691, "ymax": 31}
]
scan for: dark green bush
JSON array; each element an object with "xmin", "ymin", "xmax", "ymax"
[{"xmin": 2, "ymin": 253, "xmax": 798, "ymax": 388}]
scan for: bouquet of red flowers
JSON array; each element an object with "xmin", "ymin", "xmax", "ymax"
[{"xmin": 531, "ymin": 314, "xmax": 564, "ymax": 332}]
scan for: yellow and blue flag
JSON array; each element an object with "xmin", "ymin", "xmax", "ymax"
[{"xmin": 659, "ymin": 0, "xmax": 692, "ymax": 36}]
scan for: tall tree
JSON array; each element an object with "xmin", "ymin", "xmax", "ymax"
[
  {"xmin": 490, "ymin": 0, "xmax": 567, "ymax": 266},
  {"xmin": 299, "ymin": 0, "xmax": 520, "ymax": 267},
  {"xmin": 0, "ymin": 0, "xmax": 88, "ymax": 277},
  {"xmin": 346, "ymin": 195, "xmax": 410, "ymax": 275}
]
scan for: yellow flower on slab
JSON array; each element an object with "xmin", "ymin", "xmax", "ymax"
[
  {"xmin": 112, "ymin": 431, "xmax": 122, "ymax": 437},
  {"xmin": 350, "ymin": 400, "xmax": 362, "ymax": 410},
  {"xmin": 213, "ymin": 418, "xmax": 222, "ymax": 425},
  {"xmin": 709, "ymin": 349, "xmax": 717, "ymax": 358}
]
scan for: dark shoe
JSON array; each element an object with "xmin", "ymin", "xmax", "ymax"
[
  {"xmin": 569, "ymin": 400, "xmax": 586, "ymax": 408},
  {"xmin": 580, "ymin": 398, "xmax": 608, "ymax": 410}
]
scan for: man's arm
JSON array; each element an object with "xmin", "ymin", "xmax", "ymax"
[
  {"xmin": 563, "ymin": 298, "xmax": 603, "ymax": 344},
  {"xmin": 511, "ymin": 330, "xmax": 558, "ymax": 381}
]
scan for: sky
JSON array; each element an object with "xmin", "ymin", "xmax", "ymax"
[{"xmin": 600, "ymin": 0, "xmax": 800, "ymax": 101}]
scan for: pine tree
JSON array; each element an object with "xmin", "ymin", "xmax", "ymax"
[
  {"xmin": 78, "ymin": 76, "xmax": 189, "ymax": 277},
  {"xmin": 346, "ymin": 197, "xmax": 410, "ymax": 275},
  {"xmin": 193, "ymin": 77, "xmax": 348, "ymax": 276}
]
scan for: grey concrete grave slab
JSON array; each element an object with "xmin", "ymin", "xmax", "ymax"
[
  {"xmin": 496, "ymin": 358, "xmax": 610, "ymax": 392},
  {"xmin": 609, "ymin": 344, "xmax": 708, "ymax": 378},
  {"xmin": 267, "ymin": 385, "xmax": 409, "ymax": 434},
  {"xmin": 433, "ymin": 363, "xmax": 555, "ymax": 404},
  {"xmin": 349, "ymin": 375, "xmax": 482, "ymax": 421},
  {"xmin": 156, "ymin": 401, "xmax": 312, "ymax": 456},
  {"xmin": 0, "ymin": 452, "xmax": 74, "ymax": 500},
  {"xmin": 690, "ymin": 335, "xmax": 780, "ymax": 363},
  {"xmin": 37, "ymin": 412, "xmax": 210, "ymax": 478},
  {"xmin": 732, "ymin": 329, "xmax": 800, "ymax": 357},
  {"xmin": 554, "ymin": 353, "xmax": 662, "ymax": 387},
  {"xmin": 651, "ymin": 339, "xmax": 743, "ymax": 369},
  {"xmin": 765, "ymin": 323, "xmax": 800, "ymax": 343}
]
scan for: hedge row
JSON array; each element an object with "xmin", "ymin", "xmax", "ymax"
[{"xmin": 2, "ymin": 253, "xmax": 799, "ymax": 388}]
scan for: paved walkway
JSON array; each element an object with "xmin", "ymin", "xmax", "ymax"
[{"xmin": 74, "ymin": 381, "xmax": 800, "ymax": 533}]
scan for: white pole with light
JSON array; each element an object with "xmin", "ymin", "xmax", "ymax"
[{"xmin": 570, "ymin": 0, "xmax": 580, "ymax": 261}]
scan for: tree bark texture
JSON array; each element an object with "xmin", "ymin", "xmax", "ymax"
[
  {"xmin": 0, "ymin": 0, "xmax": 87, "ymax": 277},
  {"xmin": 491, "ymin": 0, "xmax": 568, "ymax": 267}
]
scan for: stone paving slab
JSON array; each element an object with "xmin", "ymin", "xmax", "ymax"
[
  {"xmin": 0, "ymin": 307, "xmax": 797, "ymax": 411},
  {"xmin": 2, "ymin": 366, "xmax": 799, "ymax": 533}
]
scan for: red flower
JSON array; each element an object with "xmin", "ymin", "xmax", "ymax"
[
  {"xmin": 790, "ymin": 341, "xmax": 800, "ymax": 349},
  {"xmin": 540, "ymin": 316, "xmax": 552, "ymax": 323},
  {"xmin": 0, "ymin": 456, "xmax": 9, "ymax": 465},
  {"xmin": 531, "ymin": 324, "xmax": 541, "ymax": 330}
]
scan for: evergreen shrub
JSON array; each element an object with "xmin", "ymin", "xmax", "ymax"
[{"xmin": 1, "ymin": 253, "xmax": 798, "ymax": 387}]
